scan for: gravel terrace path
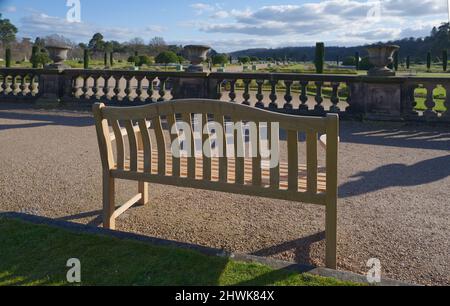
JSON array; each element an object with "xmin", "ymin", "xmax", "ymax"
[{"xmin": 0, "ymin": 103, "xmax": 449, "ymax": 285}]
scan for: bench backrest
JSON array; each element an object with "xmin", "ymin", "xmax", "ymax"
[{"xmin": 93, "ymin": 99, "xmax": 338, "ymax": 206}]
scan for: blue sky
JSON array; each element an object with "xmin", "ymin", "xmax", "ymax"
[{"xmin": 0, "ymin": 0, "xmax": 448, "ymax": 52}]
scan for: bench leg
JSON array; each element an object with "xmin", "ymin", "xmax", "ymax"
[
  {"xmin": 138, "ymin": 182, "xmax": 149, "ymax": 205},
  {"xmin": 103, "ymin": 174, "xmax": 116, "ymax": 230},
  {"xmin": 325, "ymin": 198, "xmax": 337, "ymax": 270}
]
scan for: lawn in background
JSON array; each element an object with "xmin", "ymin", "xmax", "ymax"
[{"xmin": 0, "ymin": 218, "xmax": 358, "ymax": 286}]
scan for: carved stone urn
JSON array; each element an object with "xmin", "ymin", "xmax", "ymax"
[
  {"xmin": 183, "ymin": 45, "xmax": 211, "ymax": 72},
  {"xmin": 45, "ymin": 45, "xmax": 71, "ymax": 70},
  {"xmin": 367, "ymin": 44, "xmax": 399, "ymax": 76}
]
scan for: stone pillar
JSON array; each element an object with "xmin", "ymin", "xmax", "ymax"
[
  {"xmin": 171, "ymin": 45, "xmax": 215, "ymax": 100},
  {"xmin": 36, "ymin": 69, "xmax": 66, "ymax": 107},
  {"xmin": 36, "ymin": 45, "xmax": 71, "ymax": 107},
  {"xmin": 347, "ymin": 44, "xmax": 405, "ymax": 120}
]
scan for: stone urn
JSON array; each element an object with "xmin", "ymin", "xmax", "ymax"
[
  {"xmin": 183, "ymin": 45, "xmax": 210, "ymax": 72},
  {"xmin": 367, "ymin": 44, "xmax": 399, "ymax": 76},
  {"xmin": 45, "ymin": 45, "xmax": 71, "ymax": 69}
]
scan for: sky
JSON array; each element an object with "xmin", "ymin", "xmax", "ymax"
[{"xmin": 0, "ymin": 0, "xmax": 449, "ymax": 52}]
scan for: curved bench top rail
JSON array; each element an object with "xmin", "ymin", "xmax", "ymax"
[{"xmin": 100, "ymin": 99, "xmax": 329, "ymax": 133}]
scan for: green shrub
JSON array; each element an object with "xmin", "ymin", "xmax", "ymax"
[
  {"xmin": 342, "ymin": 56, "xmax": 356, "ymax": 66},
  {"xmin": 406, "ymin": 56, "xmax": 410, "ymax": 69},
  {"xmin": 155, "ymin": 51, "xmax": 178, "ymax": 65},
  {"xmin": 212, "ymin": 54, "xmax": 228, "ymax": 66},
  {"xmin": 426, "ymin": 52, "xmax": 431, "ymax": 71}
]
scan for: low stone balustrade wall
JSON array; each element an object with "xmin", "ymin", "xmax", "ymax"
[{"xmin": 0, "ymin": 67, "xmax": 449, "ymax": 122}]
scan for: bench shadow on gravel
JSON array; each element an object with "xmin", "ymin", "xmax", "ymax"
[
  {"xmin": 339, "ymin": 154, "xmax": 450, "ymax": 198},
  {"xmin": 0, "ymin": 110, "xmax": 93, "ymax": 131}
]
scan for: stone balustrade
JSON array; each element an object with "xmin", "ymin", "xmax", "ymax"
[{"xmin": 0, "ymin": 67, "xmax": 449, "ymax": 122}]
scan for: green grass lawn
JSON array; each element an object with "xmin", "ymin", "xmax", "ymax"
[{"xmin": 0, "ymin": 218, "xmax": 358, "ymax": 286}]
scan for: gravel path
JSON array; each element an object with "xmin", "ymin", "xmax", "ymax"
[{"xmin": 0, "ymin": 104, "xmax": 449, "ymax": 286}]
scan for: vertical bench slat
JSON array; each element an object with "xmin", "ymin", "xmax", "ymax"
[
  {"xmin": 287, "ymin": 130, "xmax": 298, "ymax": 191},
  {"xmin": 182, "ymin": 113, "xmax": 196, "ymax": 179},
  {"xmin": 137, "ymin": 119, "xmax": 152, "ymax": 173},
  {"xmin": 202, "ymin": 114, "xmax": 212, "ymax": 181},
  {"xmin": 167, "ymin": 114, "xmax": 180, "ymax": 177},
  {"xmin": 234, "ymin": 119, "xmax": 245, "ymax": 185},
  {"xmin": 307, "ymin": 130, "xmax": 318, "ymax": 194},
  {"xmin": 269, "ymin": 122, "xmax": 280, "ymax": 189},
  {"xmin": 252, "ymin": 122, "xmax": 262, "ymax": 186},
  {"xmin": 124, "ymin": 120, "xmax": 138, "ymax": 172},
  {"xmin": 214, "ymin": 114, "xmax": 228, "ymax": 183},
  {"xmin": 111, "ymin": 120, "xmax": 124, "ymax": 170},
  {"xmin": 153, "ymin": 116, "xmax": 166, "ymax": 176}
]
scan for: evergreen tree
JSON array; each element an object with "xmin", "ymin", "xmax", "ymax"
[
  {"xmin": 443, "ymin": 50, "xmax": 448, "ymax": 72},
  {"xmin": 314, "ymin": 42, "xmax": 324, "ymax": 74},
  {"xmin": 84, "ymin": 49, "xmax": 89, "ymax": 69},
  {"xmin": 355, "ymin": 52, "xmax": 360, "ymax": 70},
  {"xmin": 5, "ymin": 48, "xmax": 11, "ymax": 67},
  {"xmin": 426, "ymin": 52, "xmax": 431, "ymax": 71}
]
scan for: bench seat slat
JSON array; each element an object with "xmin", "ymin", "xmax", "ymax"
[{"xmin": 120, "ymin": 151, "xmax": 327, "ymax": 193}]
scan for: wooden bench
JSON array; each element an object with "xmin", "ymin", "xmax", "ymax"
[{"xmin": 93, "ymin": 99, "xmax": 339, "ymax": 269}]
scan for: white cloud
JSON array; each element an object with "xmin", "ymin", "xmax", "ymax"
[
  {"xmin": 5, "ymin": 6, "xmax": 17, "ymax": 13},
  {"xmin": 197, "ymin": 0, "xmax": 448, "ymax": 45},
  {"xmin": 18, "ymin": 12, "xmax": 166, "ymax": 42}
]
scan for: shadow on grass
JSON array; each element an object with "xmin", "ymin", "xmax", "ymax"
[{"xmin": 0, "ymin": 213, "xmax": 345, "ymax": 286}]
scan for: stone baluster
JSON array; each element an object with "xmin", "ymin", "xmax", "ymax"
[
  {"xmin": 27, "ymin": 74, "xmax": 35, "ymax": 97},
  {"xmin": 113, "ymin": 76, "xmax": 121, "ymax": 102},
  {"xmin": 123, "ymin": 76, "xmax": 133, "ymax": 103},
  {"xmin": 255, "ymin": 79, "xmax": 264, "ymax": 108},
  {"xmin": 423, "ymin": 82, "xmax": 437, "ymax": 119},
  {"xmin": 19, "ymin": 75, "xmax": 27, "ymax": 96},
  {"xmin": 314, "ymin": 81, "xmax": 324, "ymax": 113},
  {"xmin": 8, "ymin": 75, "xmax": 17, "ymax": 96},
  {"xmin": 269, "ymin": 79, "xmax": 278, "ymax": 110},
  {"xmin": 283, "ymin": 80, "xmax": 293, "ymax": 110},
  {"xmin": 299, "ymin": 81, "xmax": 309, "ymax": 111},
  {"xmin": 82, "ymin": 76, "xmax": 90, "ymax": 100},
  {"xmin": 443, "ymin": 83, "xmax": 450, "ymax": 119},
  {"xmin": 135, "ymin": 76, "xmax": 144, "ymax": 102},
  {"xmin": 158, "ymin": 77, "xmax": 167, "ymax": 102},
  {"xmin": 72, "ymin": 76, "xmax": 80, "ymax": 98},
  {"xmin": 146, "ymin": 77, "xmax": 154, "ymax": 103},
  {"xmin": 228, "ymin": 79, "xmax": 236, "ymax": 102},
  {"xmin": 91, "ymin": 76, "xmax": 99, "ymax": 100},
  {"xmin": 0, "ymin": 74, "xmax": 6, "ymax": 95},
  {"xmin": 330, "ymin": 82, "xmax": 340, "ymax": 113},
  {"xmin": 102, "ymin": 76, "xmax": 110, "ymax": 100},
  {"xmin": 242, "ymin": 79, "xmax": 251, "ymax": 105},
  {"xmin": 345, "ymin": 82, "xmax": 354, "ymax": 113}
]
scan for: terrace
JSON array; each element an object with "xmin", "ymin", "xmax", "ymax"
[{"xmin": 0, "ymin": 45, "xmax": 449, "ymax": 286}]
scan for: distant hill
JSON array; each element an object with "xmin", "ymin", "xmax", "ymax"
[{"xmin": 229, "ymin": 23, "xmax": 450, "ymax": 62}]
